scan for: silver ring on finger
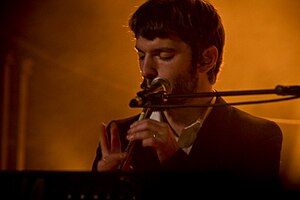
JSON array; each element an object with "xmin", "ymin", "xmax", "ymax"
[{"xmin": 153, "ymin": 132, "xmax": 157, "ymax": 138}]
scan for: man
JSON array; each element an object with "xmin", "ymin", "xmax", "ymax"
[{"xmin": 92, "ymin": 0, "xmax": 282, "ymax": 184}]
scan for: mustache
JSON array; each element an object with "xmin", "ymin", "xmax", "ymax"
[{"xmin": 140, "ymin": 78, "xmax": 153, "ymax": 90}]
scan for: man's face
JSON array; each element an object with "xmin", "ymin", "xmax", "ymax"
[{"xmin": 135, "ymin": 36, "xmax": 199, "ymax": 101}]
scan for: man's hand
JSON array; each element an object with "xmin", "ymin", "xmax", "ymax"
[
  {"xmin": 97, "ymin": 122, "xmax": 129, "ymax": 171},
  {"xmin": 127, "ymin": 119, "xmax": 180, "ymax": 163}
]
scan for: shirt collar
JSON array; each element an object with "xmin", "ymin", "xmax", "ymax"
[{"xmin": 149, "ymin": 95, "xmax": 217, "ymax": 153}]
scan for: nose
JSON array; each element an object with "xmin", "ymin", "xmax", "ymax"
[{"xmin": 140, "ymin": 55, "xmax": 158, "ymax": 80}]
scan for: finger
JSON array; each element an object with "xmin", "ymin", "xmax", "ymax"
[
  {"xmin": 128, "ymin": 119, "xmax": 157, "ymax": 134},
  {"xmin": 141, "ymin": 136, "xmax": 158, "ymax": 148},
  {"xmin": 128, "ymin": 119, "xmax": 161, "ymax": 140},
  {"xmin": 97, "ymin": 153, "xmax": 127, "ymax": 171},
  {"xmin": 127, "ymin": 130, "xmax": 154, "ymax": 141},
  {"xmin": 110, "ymin": 122, "xmax": 121, "ymax": 153},
  {"xmin": 99, "ymin": 122, "xmax": 109, "ymax": 156}
]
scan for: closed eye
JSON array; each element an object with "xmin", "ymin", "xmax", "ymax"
[
  {"xmin": 158, "ymin": 52, "xmax": 174, "ymax": 61},
  {"xmin": 138, "ymin": 52, "xmax": 145, "ymax": 60}
]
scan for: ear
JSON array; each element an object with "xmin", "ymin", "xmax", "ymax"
[{"xmin": 197, "ymin": 46, "xmax": 218, "ymax": 73}]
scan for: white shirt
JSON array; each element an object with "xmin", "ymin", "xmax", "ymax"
[{"xmin": 150, "ymin": 96, "xmax": 216, "ymax": 154}]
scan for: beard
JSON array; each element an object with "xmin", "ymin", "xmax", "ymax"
[{"xmin": 169, "ymin": 67, "xmax": 199, "ymax": 105}]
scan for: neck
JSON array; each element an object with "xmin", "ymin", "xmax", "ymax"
[{"xmin": 163, "ymin": 95, "xmax": 213, "ymax": 135}]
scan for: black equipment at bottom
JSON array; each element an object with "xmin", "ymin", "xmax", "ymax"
[{"xmin": 0, "ymin": 171, "xmax": 298, "ymax": 199}]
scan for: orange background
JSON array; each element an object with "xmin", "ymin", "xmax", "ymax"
[{"xmin": 1, "ymin": 0, "xmax": 299, "ymax": 190}]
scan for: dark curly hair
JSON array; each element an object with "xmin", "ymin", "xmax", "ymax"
[{"xmin": 129, "ymin": 0, "xmax": 225, "ymax": 84}]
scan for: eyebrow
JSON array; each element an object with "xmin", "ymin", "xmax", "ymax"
[{"xmin": 135, "ymin": 46, "xmax": 176, "ymax": 54}]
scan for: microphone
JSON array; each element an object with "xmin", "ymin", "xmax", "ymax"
[
  {"xmin": 275, "ymin": 85, "xmax": 300, "ymax": 96},
  {"xmin": 129, "ymin": 77, "xmax": 172, "ymax": 107}
]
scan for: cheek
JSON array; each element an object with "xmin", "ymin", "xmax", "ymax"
[
  {"xmin": 158, "ymin": 58, "xmax": 192, "ymax": 76},
  {"xmin": 172, "ymin": 67, "xmax": 198, "ymax": 93},
  {"xmin": 172, "ymin": 54, "xmax": 193, "ymax": 72}
]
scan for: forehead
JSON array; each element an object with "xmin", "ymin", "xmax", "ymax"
[{"xmin": 135, "ymin": 36, "xmax": 190, "ymax": 52}]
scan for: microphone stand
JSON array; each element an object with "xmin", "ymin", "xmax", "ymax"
[{"xmin": 129, "ymin": 85, "xmax": 300, "ymax": 108}]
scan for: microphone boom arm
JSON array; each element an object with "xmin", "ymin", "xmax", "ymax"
[{"xmin": 129, "ymin": 85, "xmax": 300, "ymax": 108}]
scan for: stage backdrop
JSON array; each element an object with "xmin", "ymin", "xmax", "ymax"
[{"xmin": 1, "ymin": 0, "xmax": 299, "ymax": 190}]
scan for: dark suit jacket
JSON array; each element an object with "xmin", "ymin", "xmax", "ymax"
[{"xmin": 92, "ymin": 97, "xmax": 282, "ymax": 181}]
